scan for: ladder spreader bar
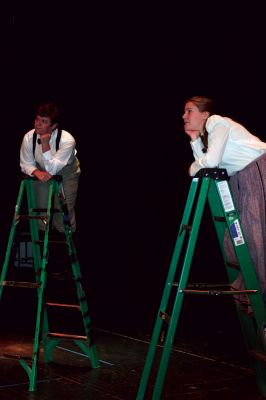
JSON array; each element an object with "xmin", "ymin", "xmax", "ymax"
[{"xmin": 179, "ymin": 289, "xmax": 258, "ymax": 295}]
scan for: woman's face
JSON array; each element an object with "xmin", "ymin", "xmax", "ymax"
[{"xmin": 182, "ymin": 101, "xmax": 209, "ymax": 132}]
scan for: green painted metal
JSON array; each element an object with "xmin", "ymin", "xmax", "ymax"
[
  {"xmin": 0, "ymin": 176, "xmax": 99, "ymax": 392},
  {"xmin": 0, "ymin": 179, "xmax": 26, "ymax": 300},
  {"xmin": 137, "ymin": 168, "xmax": 266, "ymax": 400}
]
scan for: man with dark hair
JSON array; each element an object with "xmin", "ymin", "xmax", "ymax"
[{"xmin": 20, "ymin": 102, "xmax": 81, "ymax": 232}]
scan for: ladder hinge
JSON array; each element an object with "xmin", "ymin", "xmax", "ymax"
[
  {"xmin": 195, "ymin": 168, "xmax": 229, "ymax": 180},
  {"xmin": 159, "ymin": 311, "xmax": 170, "ymax": 324},
  {"xmin": 180, "ymin": 224, "xmax": 191, "ymax": 234}
]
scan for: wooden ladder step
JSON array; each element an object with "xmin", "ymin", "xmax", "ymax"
[
  {"xmin": 47, "ymin": 332, "xmax": 87, "ymax": 340},
  {"xmin": 179, "ymin": 289, "xmax": 257, "ymax": 296},
  {"xmin": 2, "ymin": 353, "xmax": 32, "ymax": 361},
  {"xmin": 19, "ymin": 215, "xmax": 47, "ymax": 221},
  {"xmin": 1, "ymin": 281, "xmax": 41, "ymax": 289},
  {"xmin": 46, "ymin": 302, "xmax": 80, "ymax": 310},
  {"xmin": 249, "ymin": 350, "xmax": 266, "ymax": 363}
]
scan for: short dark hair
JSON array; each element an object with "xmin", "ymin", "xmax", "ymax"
[{"xmin": 35, "ymin": 102, "xmax": 61, "ymax": 125}]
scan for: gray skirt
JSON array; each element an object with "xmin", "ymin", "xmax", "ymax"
[{"xmin": 224, "ymin": 153, "xmax": 266, "ymax": 307}]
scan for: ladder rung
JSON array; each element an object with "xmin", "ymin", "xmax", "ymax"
[
  {"xmin": 32, "ymin": 208, "xmax": 60, "ymax": 213},
  {"xmin": 35, "ymin": 239, "xmax": 66, "ymax": 245},
  {"xmin": 2, "ymin": 353, "xmax": 32, "ymax": 361},
  {"xmin": 48, "ymin": 272, "xmax": 72, "ymax": 281},
  {"xmin": 249, "ymin": 350, "xmax": 266, "ymax": 363},
  {"xmin": 47, "ymin": 332, "xmax": 87, "ymax": 341},
  {"xmin": 0, "ymin": 175, "xmax": 99, "ymax": 394},
  {"xmin": 46, "ymin": 302, "xmax": 80, "ymax": 310},
  {"xmin": 172, "ymin": 282, "xmax": 231, "ymax": 288},
  {"xmin": 15, "ymin": 232, "xmax": 31, "ymax": 240},
  {"xmin": 19, "ymin": 215, "xmax": 47, "ymax": 221},
  {"xmin": 1, "ymin": 280, "xmax": 41, "ymax": 289},
  {"xmin": 226, "ymin": 261, "xmax": 240, "ymax": 269},
  {"xmin": 213, "ymin": 216, "xmax": 226, "ymax": 222},
  {"xmin": 179, "ymin": 289, "xmax": 258, "ymax": 296}
]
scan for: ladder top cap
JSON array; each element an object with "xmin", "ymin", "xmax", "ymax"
[
  {"xmin": 21, "ymin": 173, "xmax": 63, "ymax": 182},
  {"xmin": 195, "ymin": 168, "xmax": 229, "ymax": 180}
]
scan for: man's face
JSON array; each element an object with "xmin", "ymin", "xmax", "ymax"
[{"xmin": 34, "ymin": 115, "xmax": 56, "ymax": 135}]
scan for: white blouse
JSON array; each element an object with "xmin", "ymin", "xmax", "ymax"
[{"xmin": 190, "ymin": 115, "xmax": 266, "ymax": 176}]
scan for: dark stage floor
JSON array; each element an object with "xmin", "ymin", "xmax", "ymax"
[
  {"xmin": 0, "ymin": 232, "xmax": 265, "ymax": 399},
  {"xmin": 0, "ymin": 327, "xmax": 264, "ymax": 400}
]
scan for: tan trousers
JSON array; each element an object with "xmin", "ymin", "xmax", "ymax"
[{"xmin": 33, "ymin": 157, "xmax": 81, "ymax": 232}]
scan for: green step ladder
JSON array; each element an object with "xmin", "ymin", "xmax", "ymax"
[
  {"xmin": 137, "ymin": 168, "xmax": 266, "ymax": 399},
  {"xmin": 0, "ymin": 175, "xmax": 99, "ymax": 391}
]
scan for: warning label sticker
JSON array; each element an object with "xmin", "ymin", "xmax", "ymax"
[
  {"xmin": 217, "ymin": 181, "xmax": 235, "ymax": 212},
  {"xmin": 229, "ymin": 219, "xmax": 245, "ymax": 246}
]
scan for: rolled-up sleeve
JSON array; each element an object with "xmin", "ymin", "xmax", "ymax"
[
  {"xmin": 42, "ymin": 134, "xmax": 76, "ymax": 175},
  {"xmin": 20, "ymin": 130, "xmax": 38, "ymax": 176},
  {"xmin": 20, "ymin": 129, "xmax": 76, "ymax": 176}
]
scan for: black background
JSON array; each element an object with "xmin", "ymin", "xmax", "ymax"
[{"xmin": 2, "ymin": 4, "xmax": 266, "ymax": 337}]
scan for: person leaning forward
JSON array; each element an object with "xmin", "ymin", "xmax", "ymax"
[
  {"xmin": 20, "ymin": 102, "xmax": 81, "ymax": 233},
  {"xmin": 182, "ymin": 95, "xmax": 266, "ymax": 311}
]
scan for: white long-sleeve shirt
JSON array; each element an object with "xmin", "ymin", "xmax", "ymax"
[
  {"xmin": 20, "ymin": 128, "xmax": 77, "ymax": 176},
  {"xmin": 190, "ymin": 115, "xmax": 266, "ymax": 176}
]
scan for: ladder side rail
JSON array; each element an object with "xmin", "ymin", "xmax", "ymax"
[
  {"xmin": 63, "ymin": 232, "xmax": 93, "ymax": 340},
  {"xmin": 41, "ymin": 180, "xmax": 63, "ymax": 362},
  {"xmin": 42, "ymin": 180, "xmax": 100, "ymax": 368},
  {"xmin": 63, "ymin": 228, "xmax": 93, "ymax": 339},
  {"xmin": 25, "ymin": 179, "xmax": 42, "ymax": 277},
  {"xmin": 29, "ymin": 179, "xmax": 56, "ymax": 391},
  {"xmin": 136, "ymin": 177, "xmax": 201, "ymax": 399},
  {"xmin": 213, "ymin": 179, "xmax": 266, "ymax": 329},
  {"xmin": 54, "ymin": 178, "xmax": 94, "ymax": 339},
  {"xmin": 71, "ymin": 250, "xmax": 100, "ymax": 368},
  {"xmin": 41, "ymin": 178, "xmax": 62, "ymax": 340},
  {"xmin": 151, "ymin": 177, "xmax": 211, "ymax": 400},
  {"xmin": 75, "ymin": 341, "xmax": 100, "ymax": 368},
  {"xmin": 38, "ymin": 179, "xmax": 57, "ymax": 342},
  {"xmin": 72, "ymin": 258, "xmax": 92, "ymax": 336},
  {"xmin": 207, "ymin": 180, "xmax": 260, "ymax": 349},
  {"xmin": 208, "ymin": 179, "xmax": 266, "ymax": 322},
  {"xmin": 209, "ymin": 178, "xmax": 266, "ymax": 396},
  {"xmin": 1, "ymin": 175, "xmax": 99, "ymax": 392},
  {"xmin": 42, "ymin": 179, "xmax": 69, "ymax": 359},
  {"xmin": 206, "ymin": 180, "xmax": 229, "ymax": 264},
  {"xmin": 0, "ymin": 180, "xmax": 26, "ymax": 299},
  {"xmin": 57, "ymin": 180, "xmax": 99, "ymax": 366}
]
